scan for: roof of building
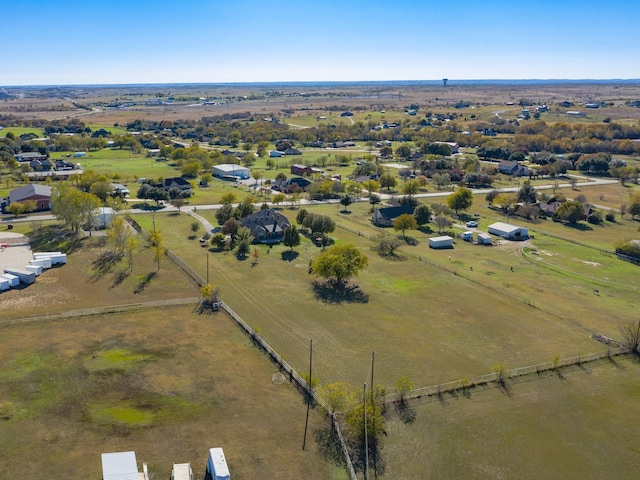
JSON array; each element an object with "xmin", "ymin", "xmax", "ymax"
[
  {"xmin": 488, "ymin": 222, "xmax": 526, "ymax": 234},
  {"xmin": 213, "ymin": 163, "xmax": 250, "ymax": 173},
  {"xmin": 9, "ymin": 184, "xmax": 52, "ymax": 203},
  {"xmin": 375, "ymin": 205, "xmax": 415, "ymax": 219},
  {"xmin": 101, "ymin": 451, "xmax": 139, "ymax": 480}
]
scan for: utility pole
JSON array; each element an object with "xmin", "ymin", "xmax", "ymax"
[
  {"xmin": 302, "ymin": 339, "xmax": 313, "ymax": 450},
  {"xmin": 363, "ymin": 382, "xmax": 369, "ymax": 480},
  {"xmin": 206, "ymin": 251, "xmax": 209, "ymax": 284}
]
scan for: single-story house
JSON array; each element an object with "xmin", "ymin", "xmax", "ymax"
[
  {"xmin": 428, "ymin": 235, "xmax": 454, "ymax": 249},
  {"xmin": 101, "ymin": 451, "xmax": 140, "ymax": 480},
  {"xmin": 477, "ymin": 233, "xmax": 493, "ymax": 245},
  {"xmin": 291, "ymin": 164, "xmax": 313, "ymax": 176},
  {"xmin": 8, "ymin": 184, "xmax": 52, "ymax": 211},
  {"xmin": 272, "ymin": 177, "xmax": 312, "ymax": 193},
  {"xmin": 212, "ymin": 164, "xmax": 250, "ymax": 180},
  {"xmin": 487, "ymin": 222, "xmax": 528, "ymax": 240},
  {"xmin": 371, "ymin": 205, "xmax": 415, "ymax": 227},
  {"xmin": 498, "ymin": 161, "xmax": 530, "ymax": 177},
  {"xmin": 238, "ymin": 208, "xmax": 291, "ymax": 244},
  {"xmin": 162, "ymin": 177, "xmax": 194, "ymax": 194}
]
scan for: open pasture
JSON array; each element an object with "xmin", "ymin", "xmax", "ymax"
[
  {"xmin": 0, "ymin": 305, "xmax": 339, "ymax": 480},
  {"xmin": 384, "ymin": 355, "xmax": 640, "ymax": 479},
  {"xmin": 139, "ymin": 209, "xmax": 620, "ymax": 393}
]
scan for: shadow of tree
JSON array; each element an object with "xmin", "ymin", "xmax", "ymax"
[
  {"xmin": 394, "ymin": 401, "xmax": 417, "ymax": 424},
  {"xmin": 313, "ymin": 426, "xmax": 347, "ymax": 468},
  {"xmin": 111, "ymin": 268, "xmax": 129, "ymax": 287},
  {"xmin": 133, "ymin": 271, "xmax": 156, "ymax": 294},
  {"xmin": 281, "ymin": 250, "xmax": 300, "ymax": 262},
  {"xmin": 92, "ymin": 250, "xmax": 121, "ymax": 280},
  {"xmin": 312, "ymin": 280, "xmax": 369, "ymax": 304}
]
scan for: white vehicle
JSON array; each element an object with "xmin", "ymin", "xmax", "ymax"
[{"xmin": 466, "ymin": 221, "xmax": 478, "ymax": 227}]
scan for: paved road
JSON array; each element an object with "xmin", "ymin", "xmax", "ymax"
[{"xmin": 0, "ymin": 175, "xmax": 620, "ymax": 226}]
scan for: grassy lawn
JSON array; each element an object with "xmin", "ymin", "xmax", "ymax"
[
  {"xmin": 0, "ymin": 127, "xmax": 44, "ymax": 137},
  {"xmin": 384, "ymin": 355, "xmax": 640, "ymax": 479},
  {"xmin": 0, "ymin": 306, "xmax": 341, "ymax": 480}
]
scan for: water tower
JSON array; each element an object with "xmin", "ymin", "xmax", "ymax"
[{"xmin": 442, "ymin": 78, "xmax": 448, "ymax": 88}]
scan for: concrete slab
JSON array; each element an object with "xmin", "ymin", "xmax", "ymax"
[{"xmin": 0, "ymin": 233, "xmax": 33, "ymax": 272}]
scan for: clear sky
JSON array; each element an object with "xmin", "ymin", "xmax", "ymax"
[{"xmin": 2, "ymin": 0, "xmax": 639, "ymax": 86}]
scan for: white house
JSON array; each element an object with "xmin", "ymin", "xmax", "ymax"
[
  {"xmin": 213, "ymin": 163, "xmax": 250, "ymax": 180},
  {"xmin": 428, "ymin": 235, "xmax": 454, "ymax": 249},
  {"xmin": 487, "ymin": 222, "xmax": 528, "ymax": 240}
]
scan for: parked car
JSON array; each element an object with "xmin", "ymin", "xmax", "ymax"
[{"xmin": 466, "ymin": 221, "xmax": 478, "ymax": 227}]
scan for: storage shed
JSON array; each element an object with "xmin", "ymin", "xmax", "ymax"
[
  {"xmin": 213, "ymin": 164, "xmax": 250, "ymax": 180},
  {"xmin": 477, "ymin": 233, "xmax": 493, "ymax": 245},
  {"xmin": 428, "ymin": 235, "xmax": 454, "ymax": 249},
  {"xmin": 101, "ymin": 451, "xmax": 139, "ymax": 480},
  {"xmin": 487, "ymin": 222, "xmax": 528, "ymax": 240},
  {"xmin": 207, "ymin": 447, "xmax": 230, "ymax": 480}
]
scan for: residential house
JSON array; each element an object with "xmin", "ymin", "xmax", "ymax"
[
  {"xmin": 498, "ymin": 160, "xmax": 530, "ymax": 177},
  {"xmin": 284, "ymin": 147, "xmax": 302, "ymax": 156},
  {"xmin": 272, "ymin": 177, "xmax": 311, "ymax": 193},
  {"xmin": 239, "ymin": 208, "xmax": 291, "ymax": 244},
  {"xmin": 162, "ymin": 177, "xmax": 193, "ymax": 194},
  {"xmin": 371, "ymin": 205, "xmax": 415, "ymax": 227},
  {"xmin": 291, "ymin": 164, "xmax": 313, "ymax": 176}
]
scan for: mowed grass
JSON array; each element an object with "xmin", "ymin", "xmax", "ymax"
[
  {"xmin": 138, "ymin": 209, "xmax": 614, "ymax": 392},
  {"xmin": 0, "ymin": 306, "xmax": 341, "ymax": 480},
  {"xmin": 384, "ymin": 355, "xmax": 640, "ymax": 479}
]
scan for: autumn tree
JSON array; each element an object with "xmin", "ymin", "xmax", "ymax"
[
  {"xmin": 311, "ymin": 244, "xmax": 368, "ymax": 287},
  {"xmin": 446, "ymin": 187, "xmax": 473, "ymax": 216},
  {"xmin": 393, "ymin": 213, "xmax": 417, "ymax": 239},
  {"xmin": 556, "ymin": 200, "xmax": 586, "ymax": 224}
]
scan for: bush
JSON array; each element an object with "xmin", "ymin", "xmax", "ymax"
[
  {"xmin": 587, "ymin": 211, "xmax": 603, "ymax": 225},
  {"xmin": 605, "ymin": 211, "xmax": 616, "ymax": 222}
]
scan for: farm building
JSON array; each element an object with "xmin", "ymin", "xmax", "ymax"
[
  {"xmin": 7, "ymin": 184, "xmax": 52, "ymax": 212},
  {"xmin": 428, "ymin": 235, "xmax": 454, "ymax": 249},
  {"xmin": 477, "ymin": 233, "xmax": 493, "ymax": 245},
  {"xmin": 488, "ymin": 222, "xmax": 528, "ymax": 240},
  {"xmin": 207, "ymin": 448, "xmax": 230, "ymax": 480},
  {"xmin": 213, "ymin": 164, "xmax": 250, "ymax": 180},
  {"xmin": 101, "ymin": 451, "xmax": 140, "ymax": 480},
  {"xmin": 371, "ymin": 205, "xmax": 415, "ymax": 227},
  {"xmin": 92, "ymin": 207, "xmax": 115, "ymax": 229}
]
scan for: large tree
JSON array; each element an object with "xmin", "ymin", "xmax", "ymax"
[
  {"xmin": 447, "ymin": 187, "xmax": 473, "ymax": 215},
  {"xmin": 51, "ymin": 182, "xmax": 101, "ymax": 234},
  {"xmin": 311, "ymin": 244, "xmax": 368, "ymax": 286},
  {"xmin": 283, "ymin": 224, "xmax": 300, "ymax": 250},
  {"xmin": 379, "ymin": 172, "xmax": 397, "ymax": 191},
  {"xmin": 413, "ymin": 204, "xmax": 431, "ymax": 226},
  {"xmin": 556, "ymin": 200, "xmax": 586, "ymax": 224},
  {"xmin": 393, "ymin": 213, "xmax": 417, "ymax": 239}
]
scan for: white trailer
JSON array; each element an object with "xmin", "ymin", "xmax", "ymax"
[
  {"xmin": 0, "ymin": 278, "xmax": 10, "ymax": 291},
  {"xmin": 428, "ymin": 235, "xmax": 454, "ymax": 249},
  {"xmin": 24, "ymin": 264, "xmax": 43, "ymax": 276},
  {"xmin": 4, "ymin": 268, "xmax": 36, "ymax": 285},
  {"xmin": 33, "ymin": 252, "xmax": 67, "ymax": 265},
  {"xmin": 1, "ymin": 273, "xmax": 20, "ymax": 287},
  {"xmin": 30, "ymin": 257, "xmax": 52, "ymax": 269},
  {"xmin": 207, "ymin": 448, "xmax": 230, "ymax": 480}
]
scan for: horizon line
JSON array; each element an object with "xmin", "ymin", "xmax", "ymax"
[{"xmin": 3, "ymin": 78, "xmax": 640, "ymax": 89}]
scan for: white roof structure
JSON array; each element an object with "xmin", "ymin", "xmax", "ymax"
[
  {"xmin": 213, "ymin": 164, "xmax": 250, "ymax": 174},
  {"xmin": 487, "ymin": 222, "xmax": 528, "ymax": 239},
  {"xmin": 171, "ymin": 462, "xmax": 193, "ymax": 480},
  {"xmin": 101, "ymin": 451, "xmax": 139, "ymax": 480},
  {"xmin": 207, "ymin": 447, "xmax": 230, "ymax": 480}
]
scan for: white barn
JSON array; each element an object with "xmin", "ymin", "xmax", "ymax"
[
  {"xmin": 487, "ymin": 222, "xmax": 528, "ymax": 240},
  {"xmin": 213, "ymin": 164, "xmax": 250, "ymax": 180},
  {"xmin": 428, "ymin": 235, "xmax": 454, "ymax": 249}
]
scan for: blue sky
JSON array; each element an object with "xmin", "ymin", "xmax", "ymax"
[{"xmin": 2, "ymin": 0, "xmax": 639, "ymax": 85}]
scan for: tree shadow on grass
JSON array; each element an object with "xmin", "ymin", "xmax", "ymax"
[
  {"xmin": 565, "ymin": 222, "xmax": 593, "ymax": 232},
  {"xmin": 394, "ymin": 401, "xmax": 416, "ymax": 424},
  {"xmin": 312, "ymin": 280, "xmax": 369, "ymax": 304},
  {"xmin": 133, "ymin": 271, "xmax": 156, "ymax": 294},
  {"xmin": 281, "ymin": 250, "xmax": 299, "ymax": 262},
  {"xmin": 111, "ymin": 268, "xmax": 130, "ymax": 288},
  {"xmin": 91, "ymin": 251, "xmax": 121, "ymax": 281},
  {"xmin": 313, "ymin": 425, "xmax": 347, "ymax": 469}
]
